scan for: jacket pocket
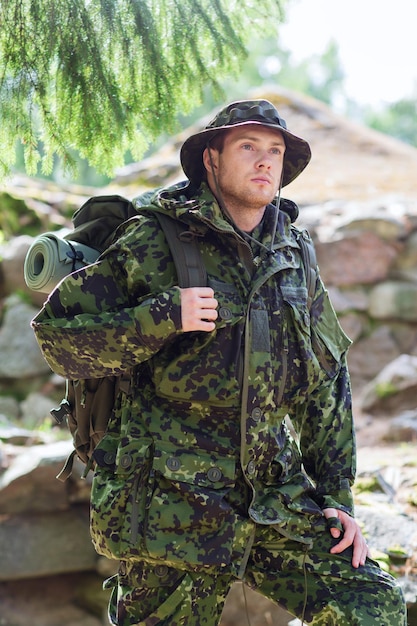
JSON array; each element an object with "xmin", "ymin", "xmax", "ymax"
[
  {"xmin": 258, "ymin": 430, "xmax": 323, "ymax": 525},
  {"xmin": 144, "ymin": 446, "xmax": 237, "ymax": 567},
  {"xmin": 310, "ymin": 291, "xmax": 352, "ymax": 376},
  {"xmin": 90, "ymin": 436, "xmax": 153, "ymax": 561},
  {"xmin": 281, "ymin": 285, "xmax": 351, "ymax": 382},
  {"xmin": 91, "ymin": 439, "xmax": 238, "ymax": 567}
]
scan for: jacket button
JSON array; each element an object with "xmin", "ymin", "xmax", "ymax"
[
  {"xmin": 247, "ymin": 460, "xmax": 256, "ymax": 475},
  {"xmin": 155, "ymin": 565, "xmax": 169, "ymax": 578},
  {"xmin": 120, "ymin": 454, "xmax": 132, "ymax": 469},
  {"xmin": 219, "ymin": 307, "xmax": 232, "ymax": 320},
  {"xmin": 207, "ymin": 467, "xmax": 223, "ymax": 482},
  {"xmin": 104, "ymin": 451, "xmax": 116, "ymax": 465},
  {"xmin": 166, "ymin": 457, "xmax": 181, "ymax": 471},
  {"xmin": 251, "ymin": 407, "xmax": 262, "ymax": 422}
]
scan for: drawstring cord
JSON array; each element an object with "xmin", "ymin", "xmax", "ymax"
[
  {"xmin": 300, "ymin": 544, "xmax": 309, "ymax": 625},
  {"xmin": 242, "ymin": 583, "xmax": 252, "ymax": 626},
  {"xmin": 206, "ymin": 140, "xmax": 235, "ymax": 229},
  {"xmin": 268, "ymin": 169, "xmax": 284, "ymax": 254}
]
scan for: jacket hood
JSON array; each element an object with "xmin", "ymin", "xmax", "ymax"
[
  {"xmin": 135, "ymin": 180, "xmax": 299, "ymax": 223},
  {"xmin": 133, "ymin": 180, "xmax": 300, "ymax": 258}
]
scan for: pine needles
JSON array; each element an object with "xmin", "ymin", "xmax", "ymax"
[{"xmin": 0, "ymin": 0, "xmax": 286, "ymax": 178}]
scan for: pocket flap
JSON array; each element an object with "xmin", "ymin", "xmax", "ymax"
[{"xmin": 153, "ymin": 447, "xmax": 236, "ymax": 488}]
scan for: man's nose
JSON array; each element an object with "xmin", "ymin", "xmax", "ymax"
[{"xmin": 256, "ymin": 152, "xmax": 272, "ymax": 168}]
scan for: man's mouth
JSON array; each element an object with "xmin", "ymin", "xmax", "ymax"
[{"xmin": 251, "ymin": 176, "xmax": 272, "ymax": 185}]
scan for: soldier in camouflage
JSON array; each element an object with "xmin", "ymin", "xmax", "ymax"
[{"xmin": 32, "ymin": 100, "xmax": 407, "ymax": 625}]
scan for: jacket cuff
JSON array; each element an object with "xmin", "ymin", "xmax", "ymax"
[
  {"xmin": 315, "ymin": 477, "xmax": 355, "ymax": 516},
  {"xmin": 136, "ymin": 287, "xmax": 182, "ymax": 342}
]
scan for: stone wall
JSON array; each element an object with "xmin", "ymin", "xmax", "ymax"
[{"xmin": 298, "ymin": 196, "xmax": 417, "ymax": 392}]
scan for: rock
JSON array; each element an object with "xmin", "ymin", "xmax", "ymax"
[
  {"xmin": 20, "ymin": 391, "xmax": 57, "ymax": 429},
  {"xmin": 0, "ymin": 235, "xmax": 33, "ymax": 295},
  {"xmin": 348, "ymin": 326, "xmax": 401, "ymax": 387},
  {"xmin": 327, "ymin": 286, "xmax": 369, "ymax": 314},
  {"xmin": 391, "ymin": 323, "xmax": 417, "ymax": 355},
  {"xmin": 316, "ymin": 230, "xmax": 397, "ymax": 286},
  {"xmin": 338, "ymin": 312, "xmax": 369, "ymax": 343},
  {"xmin": 355, "ymin": 503, "xmax": 417, "ymax": 558},
  {"xmin": 335, "ymin": 212, "xmax": 407, "ymax": 241},
  {"xmin": 0, "ymin": 507, "xmax": 97, "ymax": 580},
  {"xmin": 392, "ymin": 230, "xmax": 417, "ymax": 282},
  {"xmin": 0, "ymin": 396, "xmax": 20, "ymax": 420},
  {"xmin": 96, "ymin": 556, "xmax": 118, "ymax": 578},
  {"xmin": 0, "ymin": 573, "xmax": 105, "ymax": 626},
  {"xmin": 0, "ymin": 440, "xmax": 73, "ymax": 514},
  {"xmin": 400, "ymin": 578, "xmax": 417, "ymax": 622},
  {"xmin": 369, "ymin": 281, "xmax": 417, "ymax": 321},
  {"xmin": 73, "ymin": 571, "xmax": 112, "ymax": 619},
  {"xmin": 0, "ymin": 294, "xmax": 51, "ymax": 378},
  {"xmin": 355, "ymin": 501, "xmax": 417, "ymax": 613},
  {"xmin": 0, "ymin": 418, "xmax": 46, "ymax": 445},
  {"xmin": 360, "ymin": 354, "xmax": 417, "ymax": 414},
  {"xmin": 382, "ymin": 410, "xmax": 417, "ymax": 443}
]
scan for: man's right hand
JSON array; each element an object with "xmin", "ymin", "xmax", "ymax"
[{"xmin": 180, "ymin": 287, "xmax": 218, "ymax": 332}]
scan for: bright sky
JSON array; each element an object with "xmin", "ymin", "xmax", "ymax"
[{"xmin": 279, "ymin": 0, "xmax": 417, "ymax": 107}]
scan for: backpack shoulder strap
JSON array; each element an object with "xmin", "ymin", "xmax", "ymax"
[
  {"xmin": 155, "ymin": 213, "xmax": 207, "ymax": 288},
  {"xmin": 279, "ymin": 199, "xmax": 317, "ymax": 309},
  {"xmin": 294, "ymin": 227, "xmax": 318, "ymax": 309}
]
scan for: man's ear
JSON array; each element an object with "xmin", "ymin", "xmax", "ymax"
[{"xmin": 203, "ymin": 146, "xmax": 219, "ymax": 175}]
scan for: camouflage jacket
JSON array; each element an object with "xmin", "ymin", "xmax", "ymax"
[{"xmin": 32, "ymin": 181, "xmax": 354, "ymax": 570}]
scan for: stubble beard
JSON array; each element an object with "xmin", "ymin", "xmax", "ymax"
[{"xmin": 220, "ymin": 180, "xmax": 277, "ymax": 214}]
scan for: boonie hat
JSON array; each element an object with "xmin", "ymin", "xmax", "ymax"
[{"xmin": 180, "ymin": 99, "xmax": 311, "ymax": 187}]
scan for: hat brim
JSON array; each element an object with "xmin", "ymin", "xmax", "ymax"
[{"xmin": 180, "ymin": 120, "xmax": 311, "ymax": 188}]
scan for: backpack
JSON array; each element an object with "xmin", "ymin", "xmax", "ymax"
[
  {"xmin": 25, "ymin": 193, "xmax": 207, "ymax": 481},
  {"xmin": 26, "ymin": 193, "xmax": 317, "ymax": 481}
]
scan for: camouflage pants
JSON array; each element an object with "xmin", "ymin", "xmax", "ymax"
[{"xmin": 105, "ymin": 524, "xmax": 406, "ymax": 626}]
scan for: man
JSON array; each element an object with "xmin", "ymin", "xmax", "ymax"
[{"xmin": 32, "ymin": 99, "xmax": 406, "ymax": 625}]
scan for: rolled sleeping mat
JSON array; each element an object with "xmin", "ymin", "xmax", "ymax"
[{"xmin": 24, "ymin": 232, "xmax": 100, "ymax": 293}]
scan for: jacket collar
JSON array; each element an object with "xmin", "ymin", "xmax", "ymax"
[{"xmin": 154, "ymin": 180, "xmax": 299, "ymax": 252}]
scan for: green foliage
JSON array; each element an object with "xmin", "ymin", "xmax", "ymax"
[
  {"xmin": 407, "ymin": 489, "xmax": 417, "ymax": 507},
  {"xmin": 364, "ymin": 94, "xmax": 417, "ymax": 148},
  {"xmin": 0, "ymin": 192, "xmax": 42, "ymax": 237},
  {"xmin": 369, "ymin": 549, "xmax": 391, "ymax": 574},
  {"xmin": 352, "ymin": 475, "xmax": 382, "ymax": 494},
  {"xmin": 0, "ymin": 0, "xmax": 286, "ymax": 179},
  {"xmin": 374, "ymin": 381, "xmax": 398, "ymax": 399}
]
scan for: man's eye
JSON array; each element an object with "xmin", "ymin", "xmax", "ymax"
[{"xmin": 242, "ymin": 144, "xmax": 253, "ymax": 150}]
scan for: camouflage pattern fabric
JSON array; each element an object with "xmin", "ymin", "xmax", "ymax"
[
  {"xmin": 32, "ymin": 181, "xmax": 406, "ymax": 623},
  {"xmin": 104, "ymin": 525, "xmax": 407, "ymax": 625}
]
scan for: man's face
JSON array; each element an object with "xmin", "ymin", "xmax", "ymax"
[{"xmin": 203, "ymin": 124, "xmax": 286, "ymax": 212}]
